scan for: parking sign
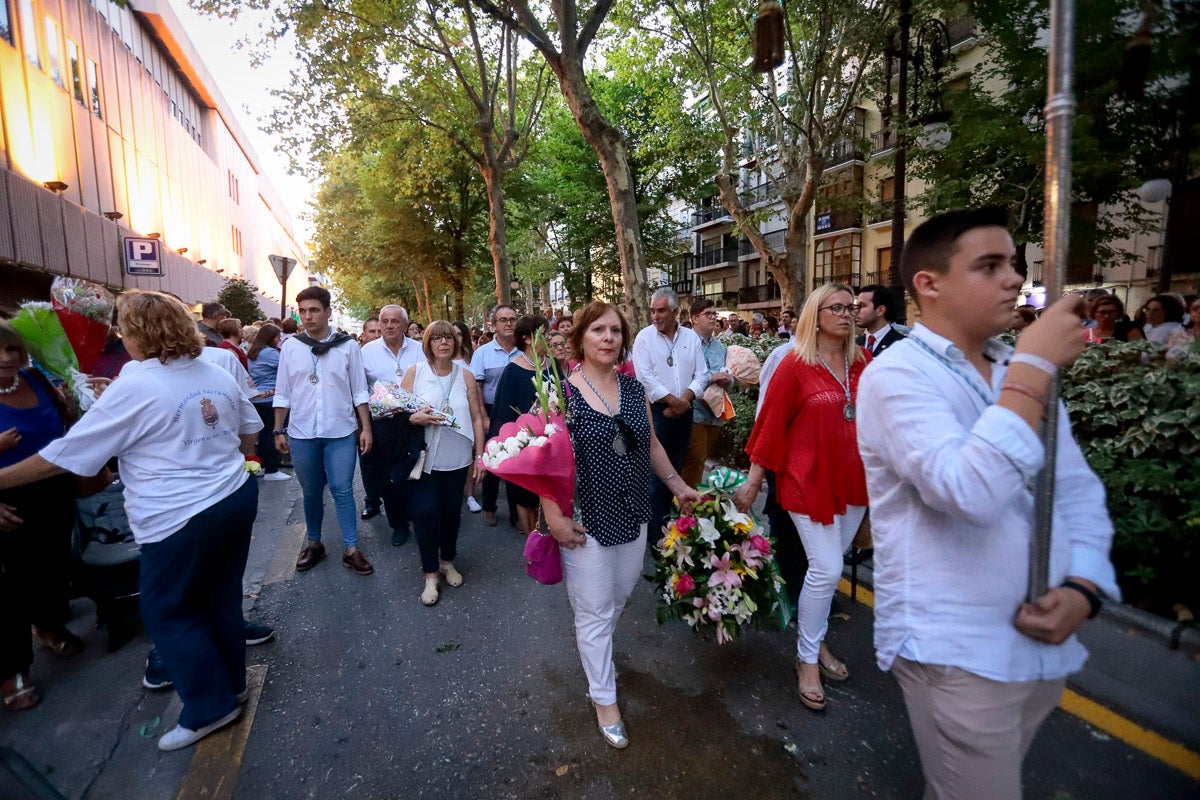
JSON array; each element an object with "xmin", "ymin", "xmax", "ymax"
[{"xmin": 125, "ymin": 237, "xmax": 162, "ymax": 276}]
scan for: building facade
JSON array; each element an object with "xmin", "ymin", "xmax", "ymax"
[{"xmin": 0, "ymin": 0, "xmax": 309, "ymax": 312}]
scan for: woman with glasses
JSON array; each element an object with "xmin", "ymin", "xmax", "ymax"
[
  {"xmin": 399, "ymin": 321, "xmax": 486, "ymax": 606},
  {"xmin": 546, "ymin": 329, "xmax": 575, "ymax": 373},
  {"xmin": 734, "ymin": 283, "xmax": 870, "ymax": 713},
  {"xmin": 542, "ymin": 301, "xmax": 699, "ymax": 749},
  {"xmin": 486, "ymin": 315, "xmax": 553, "ymax": 534}
]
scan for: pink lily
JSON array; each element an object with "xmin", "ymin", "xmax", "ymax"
[{"xmin": 707, "ymin": 552, "xmax": 743, "ymax": 590}]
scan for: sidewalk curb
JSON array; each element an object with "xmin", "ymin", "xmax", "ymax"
[{"xmin": 841, "ymin": 561, "xmax": 1200, "ymax": 654}]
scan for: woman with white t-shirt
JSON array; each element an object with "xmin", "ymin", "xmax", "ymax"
[
  {"xmin": 0, "ymin": 291, "xmax": 262, "ymax": 752},
  {"xmin": 400, "ymin": 320, "xmax": 486, "ymax": 606}
]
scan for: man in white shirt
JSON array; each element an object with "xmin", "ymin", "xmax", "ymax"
[
  {"xmin": 359, "ymin": 317, "xmax": 382, "ymax": 347},
  {"xmin": 632, "ymin": 287, "xmax": 708, "ymax": 536},
  {"xmin": 854, "ymin": 284, "xmax": 906, "ymax": 356},
  {"xmin": 274, "ymin": 287, "xmax": 375, "ymax": 576},
  {"xmin": 856, "ymin": 208, "xmax": 1119, "ymax": 799},
  {"xmin": 469, "ymin": 304, "xmax": 519, "ymax": 526},
  {"xmin": 360, "ymin": 305, "xmax": 424, "ymax": 544}
]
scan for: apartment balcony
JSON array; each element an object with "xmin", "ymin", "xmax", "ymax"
[
  {"xmin": 738, "ymin": 182, "xmax": 776, "ymax": 208},
  {"xmin": 947, "ymin": 14, "xmax": 978, "ymax": 49},
  {"xmin": 690, "ymin": 204, "xmax": 732, "ymax": 230},
  {"xmin": 738, "ymin": 283, "xmax": 783, "ymax": 305},
  {"xmin": 739, "ymin": 228, "xmax": 788, "ymax": 257},
  {"xmin": 867, "ymin": 200, "xmax": 904, "ymax": 225},
  {"xmin": 824, "ymin": 137, "xmax": 866, "ymax": 169},
  {"xmin": 672, "ymin": 277, "xmax": 694, "ymax": 295},
  {"xmin": 814, "ymin": 208, "xmax": 863, "ymax": 235},
  {"xmin": 870, "ymin": 129, "xmax": 896, "ymax": 155},
  {"xmin": 694, "ymin": 244, "xmax": 740, "ymax": 271},
  {"xmin": 698, "ymin": 290, "xmax": 742, "ymax": 308}
]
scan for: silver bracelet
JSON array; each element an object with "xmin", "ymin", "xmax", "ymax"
[{"xmin": 1010, "ymin": 352, "xmax": 1057, "ymax": 377}]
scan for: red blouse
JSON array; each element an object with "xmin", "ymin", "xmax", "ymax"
[
  {"xmin": 745, "ymin": 349, "xmax": 870, "ymax": 524},
  {"xmin": 218, "ymin": 340, "xmax": 249, "ymax": 370}
]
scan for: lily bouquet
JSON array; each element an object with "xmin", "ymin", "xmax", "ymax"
[
  {"xmin": 478, "ymin": 330, "xmax": 575, "ymax": 516},
  {"xmin": 51, "ymin": 277, "xmax": 115, "ymax": 375},
  {"xmin": 368, "ymin": 380, "xmax": 460, "ymax": 428},
  {"xmin": 655, "ymin": 466, "xmax": 790, "ymax": 644}
]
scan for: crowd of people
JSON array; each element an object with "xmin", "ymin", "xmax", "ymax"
[{"xmin": 0, "ymin": 207, "xmax": 1194, "ymax": 795}]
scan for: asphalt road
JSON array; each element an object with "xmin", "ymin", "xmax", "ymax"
[{"xmin": 0, "ymin": 475, "xmax": 1195, "ymax": 799}]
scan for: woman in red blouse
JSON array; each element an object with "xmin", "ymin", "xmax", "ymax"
[{"xmin": 734, "ymin": 283, "xmax": 870, "ymax": 712}]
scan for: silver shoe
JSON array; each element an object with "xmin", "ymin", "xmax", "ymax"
[{"xmin": 598, "ymin": 719, "xmax": 629, "ymax": 749}]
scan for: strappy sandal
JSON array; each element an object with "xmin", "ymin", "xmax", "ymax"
[
  {"xmin": 2, "ymin": 673, "xmax": 41, "ymax": 711},
  {"xmin": 795, "ymin": 660, "xmax": 826, "ymax": 712},
  {"xmin": 818, "ymin": 656, "xmax": 849, "ymax": 683}
]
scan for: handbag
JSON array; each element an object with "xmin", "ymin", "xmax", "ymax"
[{"xmin": 523, "ymin": 527, "xmax": 562, "ymax": 585}]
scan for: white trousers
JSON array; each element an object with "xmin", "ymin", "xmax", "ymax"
[
  {"xmin": 789, "ymin": 506, "xmax": 866, "ymax": 663},
  {"xmin": 560, "ymin": 526, "xmax": 647, "ymax": 706}
]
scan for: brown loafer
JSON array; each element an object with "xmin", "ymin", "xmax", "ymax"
[
  {"xmin": 342, "ymin": 550, "xmax": 374, "ymax": 576},
  {"xmin": 34, "ymin": 626, "xmax": 85, "ymax": 657},
  {"xmin": 296, "ymin": 541, "xmax": 326, "ymax": 571}
]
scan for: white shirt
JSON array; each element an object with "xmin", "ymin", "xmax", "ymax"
[
  {"xmin": 470, "ymin": 339, "xmax": 519, "ymax": 406},
  {"xmin": 273, "ymin": 334, "xmax": 370, "ymax": 440},
  {"xmin": 632, "ymin": 324, "xmax": 709, "ymax": 403},
  {"xmin": 40, "ymin": 358, "xmax": 261, "ymax": 544},
  {"xmin": 856, "ymin": 324, "xmax": 1119, "ymax": 683},
  {"xmin": 361, "ymin": 336, "xmax": 424, "ymax": 387},
  {"xmin": 199, "ymin": 346, "xmax": 256, "ymax": 399},
  {"xmin": 412, "ymin": 361, "xmax": 474, "ymax": 472},
  {"xmin": 1144, "ymin": 320, "xmax": 1182, "ymax": 344},
  {"xmin": 755, "ymin": 341, "xmax": 794, "ymax": 418}
]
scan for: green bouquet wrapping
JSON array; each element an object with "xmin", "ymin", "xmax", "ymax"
[{"xmin": 9, "ymin": 302, "xmax": 79, "ymax": 381}]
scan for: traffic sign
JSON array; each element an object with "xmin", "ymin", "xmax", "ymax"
[
  {"xmin": 124, "ymin": 237, "xmax": 162, "ymax": 276},
  {"xmin": 269, "ymin": 254, "xmax": 297, "ymax": 283}
]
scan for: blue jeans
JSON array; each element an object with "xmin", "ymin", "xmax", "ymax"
[
  {"xmin": 289, "ymin": 434, "xmax": 360, "ymax": 548},
  {"xmin": 409, "ymin": 467, "xmax": 469, "ymax": 573},
  {"xmin": 139, "ymin": 478, "xmax": 257, "ymax": 730}
]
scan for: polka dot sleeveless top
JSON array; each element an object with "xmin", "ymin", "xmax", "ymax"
[{"xmin": 567, "ymin": 373, "xmax": 652, "ymax": 546}]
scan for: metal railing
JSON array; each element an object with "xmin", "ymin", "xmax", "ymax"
[
  {"xmin": 870, "ymin": 129, "xmax": 896, "ymax": 154},
  {"xmin": 947, "ymin": 14, "xmax": 977, "ymax": 48},
  {"xmin": 697, "ymin": 244, "xmax": 739, "ymax": 268},
  {"xmin": 739, "ymin": 228, "xmax": 788, "ymax": 257},
  {"xmin": 690, "ymin": 205, "xmax": 731, "ymax": 226},
  {"xmin": 814, "ymin": 208, "xmax": 863, "ymax": 234},
  {"xmin": 738, "ymin": 182, "xmax": 775, "ymax": 208},
  {"xmin": 672, "ymin": 278, "xmax": 694, "ymax": 295},
  {"xmin": 698, "ymin": 290, "xmax": 741, "ymax": 308},
  {"xmin": 824, "ymin": 137, "xmax": 865, "ymax": 168},
  {"xmin": 738, "ymin": 283, "xmax": 783, "ymax": 304},
  {"xmin": 867, "ymin": 200, "xmax": 903, "ymax": 224}
]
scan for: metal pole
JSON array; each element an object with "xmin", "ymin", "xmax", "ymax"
[
  {"xmin": 887, "ymin": 0, "xmax": 911, "ymax": 323},
  {"xmin": 1028, "ymin": 0, "xmax": 1075, "ymax": 602},
  {"xmin": 280, "ymin": 275, "xmax": 287, "ymax": 321}
]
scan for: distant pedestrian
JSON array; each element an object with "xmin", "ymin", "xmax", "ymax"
[
  {"xmin": 680, "ymin": 299, "xmax": 731, "ymax": 487},
  {"xmin": 218, "ymin": 318, "xmax": 249, "ymax": 369},
  {"xmin": 198, "ymin": 303, "xmax": 230, "ymax": 347},
  {"xmin": 543, "ymin": 301, "xmax": 698, "ymax": 749},
  {"xmin": 734, "ymin": 283, "xmax": 869, "ymax": 713},
  {"xmin": 247, "ymin": 324, "xmax": 289, "ymax": 482},
  {"xmin": 857, "ymin": 208, "xmax": 1118, "ymax": 799},
  {"xmin": 470, "ymin": 305, "xmax": 520, "ymax": 527},
  {"xmin": 632, "ymin": 288, "xmax": 708, "ymax": 537},
  {"xmin": 399, "ymin": 321, "xmax": 486, "ymax": 606},
  {"xmin": 854, "ymin": 285, "xmax": 906, "ymax": 356},
  {"xmin": 359, "ymin": 317, "xmax": 382, "ymax": 346},
  {"xmin": 0, "ymin": 291, "xmax": 263, "ymax": 750},
  {"xmin": 274, "ymin": 287, "xmax": 375, "ymax": 576}
]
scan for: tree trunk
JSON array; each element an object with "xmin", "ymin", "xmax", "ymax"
[
  {"xmin": 550, "ymin": 57, "xmax": 651, "ymax": 330},
  {"xmin": 479, "ymin": 156, "xmax": 512, "ymax": 307},
  {"xmin": 422, "ymin": 277, "xmax": 433, "ymax": 324}
]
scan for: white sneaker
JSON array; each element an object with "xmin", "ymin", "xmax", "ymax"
[
  {"xmin": 157, "ymin": 707, "xmax": 241, "ymax": 751},
  {"xmin": 263, "ymin": 472, "xmax": 291, "ymax": 482},
  {"xmin": 466, "ymin": 496, "xmax": 482, "ymax": 513}
]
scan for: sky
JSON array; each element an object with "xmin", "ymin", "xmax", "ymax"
[{"xmin": 166, "ymin": 0, "xmax": 316, "ymax": 237}]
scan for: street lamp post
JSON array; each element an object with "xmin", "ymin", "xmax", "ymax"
[{"xmin": 884, "ymin": 2, "xmax": 951, "ymax": 322}]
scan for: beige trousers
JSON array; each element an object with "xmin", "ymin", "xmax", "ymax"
[
  {"xmin": 891, "ymin": 657, "xmax": 1066, "ymax": 800},
  {"xmin": 681, "ymin": 422, "xmax": 723, "ymax": 487}
]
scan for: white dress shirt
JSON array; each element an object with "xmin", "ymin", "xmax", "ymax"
[
  {"xmin": 755, "ymin": 340, "xmax": 794, "ymax": 418},
  {"xmin": 199, "ymin": 346, "xmax": 256, "ymax": 399},
  {"xmin": 632, "ymin": 324, "xmax": 709, "ymax": 404},
  {"xmin": 856, "ymin": 324, "xmax": 1119, "ymax": 683},
  {"xmin": 361, "ymin": 336, "xmax": 424, "ymax": 387},
  {"xmin": 273, "ymin": 334, "xmax": 370, "ymax": 440}
]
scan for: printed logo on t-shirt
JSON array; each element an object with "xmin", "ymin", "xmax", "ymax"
[{"xmin": 200, "ymin": 398, "xmax": 220, "ymax": 428}]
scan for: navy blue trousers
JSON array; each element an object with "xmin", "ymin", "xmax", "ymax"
[
  {"xmin": 649, "ymin": 404, "xmax": 693, "ymax": 540},
  {"xmin": 139, "ymin": 478, "xmax": 257, "ymax": 730}
]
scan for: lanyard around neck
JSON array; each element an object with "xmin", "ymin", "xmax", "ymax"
[{"xmin": 910, "ymin": 336, "xmax": 996, "ymax": 409}]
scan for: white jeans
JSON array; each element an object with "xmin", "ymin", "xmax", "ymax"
[
  {"xmin": 790, "ymin": 506, "xmax": 866, "ymax": 663},
  {"xmin": 560, "ymin": 526, "xmax": 647, "ymax": 706}
]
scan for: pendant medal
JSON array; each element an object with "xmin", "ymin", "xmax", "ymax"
[
  {"xmin": 667, "ymin": 355, "xmax": 674, "ymax": 367},
  {"xmin": 612, "ymin": 435, "xmax": 627, "ymax": 456},
  {"xmin": 441, "ymin": 405, "xmax": 454, "ymax": 415},
  {"xmin": 308, "ymin": 372, "xmax": 320, "ymax": 385},
  {"xmin": 843, "ymin": 403, "xmax": 856, "ymax": 422}
]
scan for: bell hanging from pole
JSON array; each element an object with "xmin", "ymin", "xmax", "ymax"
[{"xmin": 752, "ymin": 0, "xmax": 786, "ymax": 73}]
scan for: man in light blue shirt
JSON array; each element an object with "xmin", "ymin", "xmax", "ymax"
[
  {"xmin": 469, "ymin": 304, "xmax": 519, "ymax": 526},
  {"xmin": 680, "ymin": 298, "xmax": 731, "ymax": 487},
  {"xmin": 857, "ymin": 208, "xmax": 1118, "ymax": 799}
]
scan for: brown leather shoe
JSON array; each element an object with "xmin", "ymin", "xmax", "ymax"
[
  {"xmin": 342, "ymin": 549, "xmax": 374, "ymax": 575},
  {"xmin": 34, "ymin": 626, "xmax": 84, "ymax": 657},
  {"xmin": 296, "ymin": 541, "xmax": 326, "ymax": 571}
]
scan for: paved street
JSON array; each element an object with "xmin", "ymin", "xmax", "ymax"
[{"xmin": 1, "ymin": 476, "xmax": 1197, "ymax": 799}]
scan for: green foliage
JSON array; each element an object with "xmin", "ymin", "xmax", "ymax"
[
  {"xmin": 216, "ymin": 278, "xmax": 265, "ymax": 323},
  {"xmin": 1060, "ymin": 340, "xmax": 1200, "ymax": 607}
]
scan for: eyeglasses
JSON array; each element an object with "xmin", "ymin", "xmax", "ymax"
[
  {"xmin": 494, "ymin": 317, "xmax": 518, "ymax": 325},
  {"xmin": 698, "ymin": 311, "xmax": 719, "ymax": 318},
  {"xmin": 429, "ymin": 333, "xmax": 455, "ymax": 342},
  {"xmin": 819, "ymin": 304, "xmax": 862, "ymax": 316}
]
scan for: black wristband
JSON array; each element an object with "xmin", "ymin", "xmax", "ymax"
[
  {"xmin": 1061, "ymin": 580, "xmax": 1102, "ymax": 619},
  {"xmin": 273, "ymin": 429, "xmax": 288, "ymax": 436}
]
